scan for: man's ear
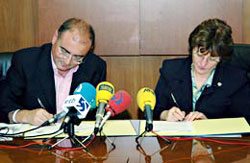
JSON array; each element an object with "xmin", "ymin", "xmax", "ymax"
[{"xmin": 52, "ymin": 30, "xmax": 59, "ymax": 44}]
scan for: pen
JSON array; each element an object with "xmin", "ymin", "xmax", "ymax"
[
  {"xmin": 37, "ymin": 98, "xmax": 45, "ymax": 108},
  {"xmin": 170, "ymin": 93, "xmax": 180, "ymax": 108},
  {"xmin": 170, "ymin": 93, "xmax": 185, "ymax": 121}
]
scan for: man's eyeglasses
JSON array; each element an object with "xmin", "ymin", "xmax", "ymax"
[{"xmin": 58, "ymin": 46, "xmax": 84, "ymax": 64}]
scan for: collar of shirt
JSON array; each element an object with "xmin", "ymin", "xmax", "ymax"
[
  {"xmin": 51, "ymin": 53, "xmax": 79, "ymax": 113},
  {"xmin": 191, "ymin": 64, "xmax": 216, "ymax": 111}
]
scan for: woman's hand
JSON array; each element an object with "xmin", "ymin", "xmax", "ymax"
[
  {"xmin": 160, "ymin": 107, "xmax": 186, "ymax": 122},
  {"xmin": 184, "ymin": 111, "xmax": 207, "ymax": 121}
]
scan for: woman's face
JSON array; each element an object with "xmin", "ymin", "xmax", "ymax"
[{"xmin": 192, "ymin": 47, "xmax": 220, "ymax": 76}]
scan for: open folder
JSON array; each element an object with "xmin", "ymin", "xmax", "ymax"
[
  {"xmin": 140, "ymin": 117, "xmax": 250, "ymax": 136},
  {"xmin": 24, "ymin": 120, "xmax": 137, "ymax": 139}
]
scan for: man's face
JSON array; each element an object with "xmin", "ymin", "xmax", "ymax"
[{"xmin": 51, "ymin": 30, "xmax": 92, "ymax": 71}]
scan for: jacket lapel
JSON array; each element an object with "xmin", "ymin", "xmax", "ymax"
[
  {"xmin": 169, "ymin": 57, "xmax": 193, "ymax": 110},
  {"xmin": 37, "ymin": 44, "xmax": 56, "ymax": 112},
  {"xmin": 200, "ymin": 62, "xmax": 224, "ymax": 96}
]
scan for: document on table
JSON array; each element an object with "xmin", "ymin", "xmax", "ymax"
[
  {"xmin": 152, "ymin": 121, "xmax": 194, "ymax": 132},
  {"xmin": 23, "ymin": 120, "xmax": 137, "ymax": 139},
  {"xmin": 0, "ymin": 123, "xmax": 30, "ymax": 141},
  {"xmin": 140, "ymin": 117, "xmax": 250, "ymax": 136}
]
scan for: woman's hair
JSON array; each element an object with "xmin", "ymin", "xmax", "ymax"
[
  {"xmin": 188, "ymin": 18, "xmax": 234, "ymax": 60},
  {"xmin": 57, "ymin": 18, "xmax": 95, "ymax": 51}
]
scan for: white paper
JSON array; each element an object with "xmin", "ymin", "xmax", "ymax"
[
  {"xmin": 0, "ymin": 123, "xmax": 30, "ymax": 141},
  {"xmin": 153, "ymin": 121, "xmax": 194, "ymax": 133}
]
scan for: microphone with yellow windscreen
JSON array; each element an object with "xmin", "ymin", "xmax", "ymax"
[
  {"xmin": 137, "ymin": 87, "xmax": 156, "ymax": 132},
  {"xmin": 94, "ymin": 81, "xmax": 115, "ymax": 135}
]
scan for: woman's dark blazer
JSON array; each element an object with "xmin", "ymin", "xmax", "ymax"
[{"xmin": 154, "ymin": 56, "xmax": 250, "ymax": 124}]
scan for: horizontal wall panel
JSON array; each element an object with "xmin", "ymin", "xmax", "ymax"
[
  {"xmin": 103, "ymin": 55, "xmax": 184, "ymax": 119},
  {"xmin": 140, "ymin": 0, "xmax": 243, "ymax": 55},
  {"xmin": 38, "ymin": 0, "xmax": 140, "ymax": 56}
]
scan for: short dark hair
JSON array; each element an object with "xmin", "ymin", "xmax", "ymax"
[
  {"xmin": 57, "ymin": 18, "xmax": 95, "ymax": 51},
  {"xmin": 188, "ymin": 18, "xmax": 234, "ymax": 60}
]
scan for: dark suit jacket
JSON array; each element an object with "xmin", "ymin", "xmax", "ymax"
[
  {"xmin": 153, "ymin": 56, "xmax": 250, "ymax": 124},
  {"xmin": 0, "ymin": 43, "xmax": 106, "ymax": 122}
]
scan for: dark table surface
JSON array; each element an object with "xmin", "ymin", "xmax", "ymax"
[{"xmin": 0, "ymin": 120, "xmax": 249, "ymax": 163}]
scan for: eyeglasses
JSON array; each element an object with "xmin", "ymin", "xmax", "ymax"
[
  {"xmin": 195, "ymin": 48, "xmax": 220, "ymax": 63},
  {"xmin": 58, "ymin": 46, "xmax": 84, "ymax": 64}
]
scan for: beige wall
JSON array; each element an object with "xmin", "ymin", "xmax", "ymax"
[
  {"xmin": 243, "ymin": 0, "xmax": 250, "ymax": 43},
  {"xmin": 0, "ymin": 0, "xmax": 38, "ymax": 51}
]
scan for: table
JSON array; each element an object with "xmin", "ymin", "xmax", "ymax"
[{"xmin": 0, "ymin": 120, "xmax": 249, "ymax": 162}]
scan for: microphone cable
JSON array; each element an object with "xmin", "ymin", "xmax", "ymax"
[{"xmin": 0, "ymin": 119, "xmax": 66, "ymax": 138}]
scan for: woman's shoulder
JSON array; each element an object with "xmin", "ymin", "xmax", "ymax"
[
  {"xmin": 221, "ymin": 62, "xmax": 248, "ymax": 78},
  {"xmin": 160, "ymin": 57, "xmax": 191, "ymax": 76},
  {"xmin": 219, "ymin": 62, "xmax": 249, "ymax": 88},
  {"xmin": 162, "ymin": 57, "xmax": 188, "ymax": 66}
]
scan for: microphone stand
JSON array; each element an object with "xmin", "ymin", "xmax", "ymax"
[
  {"xmin": 136, "ymin": 136, "xmax": 170, "ymax": 163},
  {"xmin": 75, "ymin": 136, "xmax": 116, "ymax": 162},
  {"xmin": 50, "ymin": 136, "xmax": 116, "ymax": 162},
  {"xmin": 135, "ymin": 122, "xmax": 171, "ymax": 144},
  {"xmin": 135, "ymin": 120, "xmax": 171, "ymax": 158},
  {"xmin": 136, "ymin": 108, "xmax": 171, "ymax": 145},
  {"xmin": 47, "ymin": 109, "xmax": 88, "ymax": 151},
  {"xmin": 97, "ymin": 127, "xmax": 116, "ymax": 148},
  {"xmin": 81, "ymin": 122, "xmax": 116, "ymax": 149}
]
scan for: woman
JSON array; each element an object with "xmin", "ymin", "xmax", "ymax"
[{"xmin": 153, "ymin": 18, "xmax": 250, "ymax": 123}]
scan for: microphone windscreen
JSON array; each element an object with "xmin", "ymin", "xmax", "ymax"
[
  {"xmin": 96, "ymin": 81, "xmax": 115, "ymax": 105},
  {"xmin": 106, "ymin": 90, "xmax": 131, "ymax": 117},
  {"xmin": 136, "ymin": 87, "xmax": 156, "ymax": 111},
  {"xmin": 90, "ymin": 99, "xmax": 96, "ymax": 110},
  {"xmin": 73, "ymin": 82, "xmax": 96, "ymax": 107}
]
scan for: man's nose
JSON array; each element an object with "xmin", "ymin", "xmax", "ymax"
[{"xmin": 64, "ymin": 55, "xmax": 73, "ymax": 65}]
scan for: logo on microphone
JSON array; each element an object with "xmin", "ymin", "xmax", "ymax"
[
  {"xmin": 74, "ymin": 84, "xmax": 83, "ymax": 93},
  {"xmin": 64, "ymin": 98, "xmax": 76, "ymax": 104},
  {"xmin": 98, "ymin": 84, "xmax": 114, "ymax": 94},
  {"xmin": 143, "ymin": 88, "xmax": 155, "ymax": 95},
  {"xmin": 77, "ymin": 97, "xmax": 90, "ymax": 112},
  {"xmin": 111, "ymin": 91, "xmax": 123, "ymax": 105},
  {"xmin": 63, "ymin": 95, "xmax": 91, "ymax": 119}
]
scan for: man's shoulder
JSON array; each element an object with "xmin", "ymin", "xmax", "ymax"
[
  {"xmin": 15, "ymin": 43, "xmax": 51, "ymax": 55},
  {"xmin": 13, "ymin": 43, "xmax": 52, "ymax": 60},
  {"xmin": 85, "ymin": 51, "xmax": 106, "ymax": 66}
]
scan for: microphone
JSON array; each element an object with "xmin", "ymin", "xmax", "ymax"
[
  {"xmin": 41, "ymin": 82, "xmax": 96, "ymax": 127},
  {"xmin": 73, "ymin": 82, "xmax": 97, "ymax": 110},
  {"xmin": 98, "ymin": 90, "xmax": 131, "ymax": 131},
  {"xmin": 41, "ymin": 111, "xmax": 68, "ymax": 127},
  {"xmin": 60, "ymin": 83, "xmax": 96, "ymax": 128},
  {"xmin": 137, "ymin": 87, "xmax": 156, "ymax": 132},
  {"xmin": 94, "ymin": 81, "xmax": 115, "ymax": 135}
]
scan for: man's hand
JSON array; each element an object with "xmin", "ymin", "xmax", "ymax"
[{"xmin": 16, "ymin": 108, "xmax": 53, "ymax": 126}]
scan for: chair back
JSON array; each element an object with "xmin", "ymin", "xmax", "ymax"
[
  {"xmin": 231, "ymin": 44, "xmax": 250, "ymax": 79},
  {"xmin": 0, "ymin": 52, "xmax": 13, "ymax": 80}
]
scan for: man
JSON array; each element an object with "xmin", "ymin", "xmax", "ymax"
[{"xmin": 0, "ymin": 18, "xmax": 106, "ymax": 125}]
